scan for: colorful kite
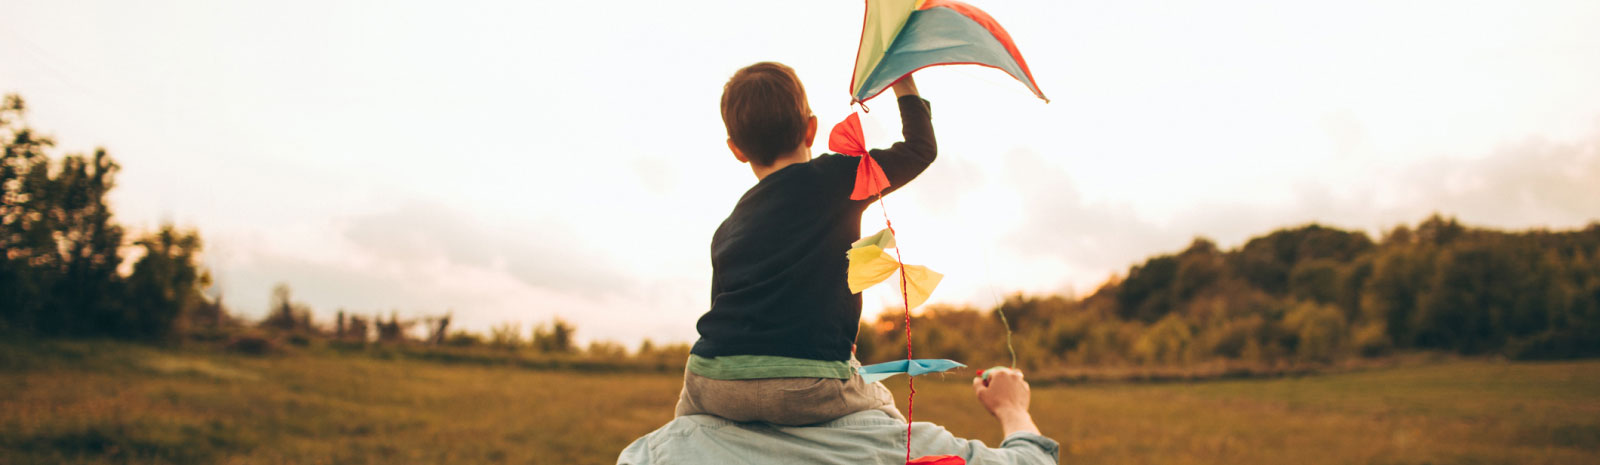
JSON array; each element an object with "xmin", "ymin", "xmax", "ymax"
[
  {"xmin": 832, "ymin": 0, "xmax": 1047, "ymax": 201},
  {"xmin": 848, "ymin": 0, "xmax": 1048, "ymax": 104},
  {"xmin": 835, "ymin": 2, "xmax": 1046, "ymax": 463}
]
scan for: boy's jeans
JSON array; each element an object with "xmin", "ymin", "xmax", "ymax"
[{"xmin": 674, "ymin": 359, "xmax": 907, "ymax": 425}]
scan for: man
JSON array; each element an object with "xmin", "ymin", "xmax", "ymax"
[{"xmin": 618, "ymin": 368, "xmax": 1059, "ymax": 465}]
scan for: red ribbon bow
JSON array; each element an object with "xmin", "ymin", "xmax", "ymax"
[{"xmin": 828, "ymin": 112, "xmax": 891, "ymax": 200}]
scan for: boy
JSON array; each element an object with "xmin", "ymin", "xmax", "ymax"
[{"xmin": 675, "ymin": 62, "xmax": 936, "ymax": 425}]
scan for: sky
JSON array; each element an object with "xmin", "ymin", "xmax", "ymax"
[{"xmin": 3, "ymin": 0, "xmax": 1598, "ymax": 345}]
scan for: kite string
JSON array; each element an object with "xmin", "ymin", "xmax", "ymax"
[
  {"xmin": 982, "ymin": 254, "xmax": 1019, "ymax": 369},
  {"xmin": 875, "ymin": 194, "xmax": 915, "ymax": 463},
  {"xmin": 966, "ymin": 190, "xmax": 1017, "ymax": 372},
  {"xmin": 997, "ymin": 301, "xmax": 1018, "ymax": 369}
]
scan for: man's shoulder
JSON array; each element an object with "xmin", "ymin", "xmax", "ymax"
[{"xmin": 621, "ymin": 411, "xmax": 907, "ymax": 464}]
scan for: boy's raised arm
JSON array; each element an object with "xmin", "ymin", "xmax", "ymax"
[
  {"xmin": 892, "ymin": 77, "xmax": 920, "ymax": 99},
  {"xmin": 869, "ymin": 76, "xmax": 936, "ymax": 197}
]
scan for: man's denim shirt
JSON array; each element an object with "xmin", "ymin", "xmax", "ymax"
[{"xmin": 618, "ymin": 410, "xmax": 1060, "ymax": 465}]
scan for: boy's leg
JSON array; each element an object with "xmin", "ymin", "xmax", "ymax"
[
  {"xmin": 676, "ymin": 358, "xmax": 905, "ymax": 425},
  {"xmin": 838, "ymin": 368, "xmax": 907, "ymax": 422},
  {"xmin": 674, "ymin": 365, "xmax": 705, "ymax": 417},
  {"xmin": 776, "ymin": 358, "xmax": 906, "ymax": 423},
  {"xmin": 679, "ymin": 367, "xmax": 809, "ymax": 423},
  {"xmin": 679, "ymin": 368, "xmax": 869, "ymax": 425}
]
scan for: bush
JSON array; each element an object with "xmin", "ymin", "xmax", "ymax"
[
  {"xmin": 1132, "ymin": 315, "xmax": 1192, "ymax": 365},
  {"xmin": 225, "ymin": 335, "xmax": 279, "ymax": 356},
  {"xmin": 1351, "ymin": 322, "xmax": 1393, "ymax": 357},
  {"xmin": 1284, "ymin": 301, "xmax": 1348, "ymax": 363}
]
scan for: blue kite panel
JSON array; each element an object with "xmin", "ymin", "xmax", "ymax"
[{"xmin": 859, "ymin": 358, "xmax": 967, "ymax": 384}]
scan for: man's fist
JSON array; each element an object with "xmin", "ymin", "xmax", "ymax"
[{"xmin": 973, "ymin": 367, "xmax": 1030, "ymax": 417}]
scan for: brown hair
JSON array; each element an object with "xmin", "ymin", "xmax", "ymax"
[{"xmin": 720, "ymin": 62, "xmax": 812, "ymax": 166}]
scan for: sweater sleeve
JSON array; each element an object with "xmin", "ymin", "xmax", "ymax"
[
  {"xmin": 868, "ymin": 95, "xmax": 937, "ymax": 197},
  {"xmin": 915, "ymin": 425, "xmax": 1061, "ymax": 465}
]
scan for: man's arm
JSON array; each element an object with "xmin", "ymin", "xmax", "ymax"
[
  {"xmin": 910, "ymin": 368, "xmax": 1057, "ymax": 464},
  {"xmin": 867, "ymin": 76, "xmax": 936, "ymax": 197}
]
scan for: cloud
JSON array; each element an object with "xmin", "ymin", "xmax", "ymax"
[
  {"xmin": 1004, "ymin": 150, "xmax": 1181, "ymax": 273},
  {"xmin": 340, "ymin": 201, "xmax": 626, "ymax": 297},
  {"xmin": 1388, "ymin": 132, "xmax": 1600, "ymax": 229},
  {"xmin": 207, "ymin": 200, "xmax": 704, "ymax": 343},
  {"xmin": 1000, "ymin": 124, "xmax": 1600, "ymax": 291}
]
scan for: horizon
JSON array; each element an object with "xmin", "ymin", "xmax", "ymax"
[{"xmin": 4, "ymin": 0, "xmax": 1598, "ymax": 345}]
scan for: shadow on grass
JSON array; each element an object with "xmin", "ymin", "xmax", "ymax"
[{"xmin": 7, "ymin": 421, "xmax": 255, "ymax": 465}]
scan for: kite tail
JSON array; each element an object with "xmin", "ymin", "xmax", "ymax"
[{"xmin": 876, "ymin": 196, "xmax": 916, "ymax": 463}]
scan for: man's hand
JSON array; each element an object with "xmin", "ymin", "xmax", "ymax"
[
  {"xmin": 892, "ymin": 75, "xmax": 920, "ymax": 98},
  {"xmin": 973, "ymin": 367, "xmax": 1041, "ymax": 436}
]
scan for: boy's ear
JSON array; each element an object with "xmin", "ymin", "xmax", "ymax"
[
  {"xmin": 803, "ymin": 115, "xmax": 818, "ymax": 148},
  {"xmin": 727, "ymin": 139, "xmax": 749, "ymax": 164}
]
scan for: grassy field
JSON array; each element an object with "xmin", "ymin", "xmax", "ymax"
[{"xmin": 2, "ymin": 340, "xmax": 1596, "ymax": 464}]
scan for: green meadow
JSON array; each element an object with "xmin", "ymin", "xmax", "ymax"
[{"xmin": 2, "ymin": 340, "xmax": 1596, "ymax": 465}]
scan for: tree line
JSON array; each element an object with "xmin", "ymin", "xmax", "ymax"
[{"xmin": 856, "ymin": 216, "xmax": 1600, "ymax": 370}]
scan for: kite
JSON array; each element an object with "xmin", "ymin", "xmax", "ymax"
[
  {"xmin": 849, "ymin": 0, "xmax": 1048, "ymax": 104},
  {"xmin": 832, "ymin": 0, "xmax": 1047, "ymax": 200},
  {"xmin": 834, "ymin": 2, "xmax": 1047, "ymax": 463}
]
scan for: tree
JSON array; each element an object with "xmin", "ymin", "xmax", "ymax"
[
  {"xmin": 0, "ymin": 93, "xmax": 53, "ymax": 331},
  {"xmin": 1, "ymin": 93, "xmax": 128, "ymax": 336},
  {"xmin": 533, "ymin": 317, "xmax": 576, "ymax": 353},
  {"xmin": 1117, "ymin": 254, "xmax": 1179, "ymax": 323},
  {"xmin": 47, "ymin": 148, "xmax": 126, "ymax": 335},
  {"xmin": 376, "ymin": 312, "xmax": 410, "ymax": 343},
  {"xmin": 1288, "ymin": 259, "xmax": 1341, "ymax": 305},
  {"xmin": 488, "ymin": 322, "xmax": 522, "ymax": 350},
  {"xmin": 1284, "ymin": 301, "xmax": 1348, "ymax": 362},
  {"xmin": 262, "ymin": 283, "xmax": 298, "ymax": 331},
  {"xmin": 122, "ymin": 224, "xmax": 209, "ymax": 339}
]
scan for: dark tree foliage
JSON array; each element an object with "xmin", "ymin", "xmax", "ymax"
[
  {"xmin": 859, "ymin": 217, "xmax": 1600, "ymax": 367},
  {"xmin": 1117, "ymin": 254, "xmax": 1179, "ymax": 323},
  {"xmin": 1, "ymin": 93, "xmax": 212, "ymax": 340},
  {"xmin": 533, "ymin": 317, "xmax": 576, "ymax": 353},
  {"xmin": 123, "ymin": 225, "xmax": 210, "ymax": 339}
]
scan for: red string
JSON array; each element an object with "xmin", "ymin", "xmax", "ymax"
[{"xmin": 876, "ymin": 195, "xmax": 915, "ymax": 463}]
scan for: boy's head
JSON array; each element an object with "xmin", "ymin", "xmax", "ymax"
[{"xmin": 721, "ymin": 62, "xmax": 816, "ymax": 167}]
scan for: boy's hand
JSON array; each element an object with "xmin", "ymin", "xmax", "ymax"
[{"xmin": 892, "ymin": 75, "xmax": 919, "ymax": 98}]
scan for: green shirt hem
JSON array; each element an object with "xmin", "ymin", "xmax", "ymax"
[{"xmin": 687, "ymin": 354, "xmax": 853, "ymax": 380}]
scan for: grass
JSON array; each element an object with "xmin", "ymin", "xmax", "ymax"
[{"xmin": 2, "ymin": 339, "xmax": 1597, "ymax": 464}]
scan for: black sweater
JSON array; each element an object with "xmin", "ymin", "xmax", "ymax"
[{"xmin": 691, "ymin": 95, "xmax": 937, "ymax": 362}]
